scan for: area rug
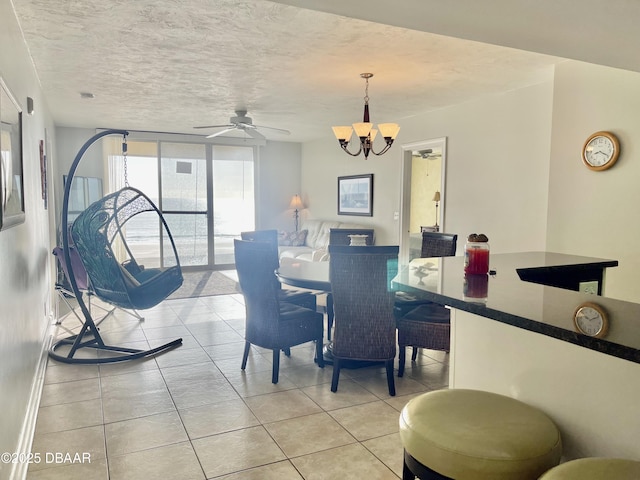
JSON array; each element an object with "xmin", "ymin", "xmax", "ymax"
[{"xmin": 169, "ymin": 270, "xmax": 240, "ymax": 299}]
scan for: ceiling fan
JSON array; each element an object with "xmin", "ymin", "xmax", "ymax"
[{"xmin": 194, "ymin": 109, "xmax": 291, "ymax": 140}]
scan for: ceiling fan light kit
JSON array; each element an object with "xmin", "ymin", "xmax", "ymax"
[{"xmin": 332, "ymin": 73, "xmax": 400, "ymax": 159}]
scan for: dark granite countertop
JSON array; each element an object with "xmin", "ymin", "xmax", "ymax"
[{"xmin": 392, "ymin": 252, "xmax": 640, "ymax": 364}]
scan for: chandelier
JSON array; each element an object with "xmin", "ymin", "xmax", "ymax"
[{"xmin": 331, "ymin": 73, "xmax": 400, "ymax": 159}]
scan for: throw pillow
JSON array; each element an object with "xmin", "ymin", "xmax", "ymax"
[{"xmin": 279, "ymin": 230, "xmax": 308, "ymax": 246}]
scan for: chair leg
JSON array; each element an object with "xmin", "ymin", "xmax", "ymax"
[
  {"xmin": 331, "ymin": 359, "xmax": 341, "ymax": 392},
  {"xmin": 283, "ymin": 347, "xmax": 291, "ymax": 357},
  {"xmin": 241, "ymin": 341, "xmax": 251, "ymax": 370},
  {"xmin": 398, "ymin": 346, "xmax": 406, "ymax": 377},
  {"xmin": 326, "ymin": 293, "xmax": 334, "ymax": 341},
  {"xmin": 315, "ymin": 339, "xmax": 325, "ymax": 368},
  {"xmin": 411, "ymin": 347, "xmax": 418, "ymax": 361},
  {"xmin": 386, "ymin": 359, "xmax": 396, "ymax": 396},
  {"xmin": 272, "ymin": 349, "xmax": 280, "ymax": 384}
]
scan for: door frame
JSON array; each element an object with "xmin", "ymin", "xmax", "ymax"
[{"xmin": 398, "ymin": 137, "xmax": 447, "ymax": 264}]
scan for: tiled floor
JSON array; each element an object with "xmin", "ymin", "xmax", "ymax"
[{"xmin": 29, "ymin": 293, "xmax": 449, "ymax": 479}]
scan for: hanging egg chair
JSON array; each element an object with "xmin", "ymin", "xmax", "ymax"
[{"xmin": 49, "ymin": 129, "xmax": 183, "ymax": 364}]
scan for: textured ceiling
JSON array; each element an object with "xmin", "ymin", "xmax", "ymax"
[{"xmin": 11, "ymin": 0, "xmax": 566, "ymax": 142}]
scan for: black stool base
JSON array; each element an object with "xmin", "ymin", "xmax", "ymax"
[{"xmin": 403, "ymin": 450, "xmax": 453, "ymax": 480}]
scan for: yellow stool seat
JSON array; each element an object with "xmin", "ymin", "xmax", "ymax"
[
  {"xmin": 539, "ymin": 458, "xmax": 640, "ymax": 479},
  {"xmin": 399, "ymin": 389, "xmax": 562, "ymax": 480}
]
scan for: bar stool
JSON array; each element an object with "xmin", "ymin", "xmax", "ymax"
[
  {"xmin": 399, "ymin": 389, "xmax": 562, "ymax": 480},
  {"xmin": 539, "ymin": 458, "xmax": 640, "ymax": 479}
]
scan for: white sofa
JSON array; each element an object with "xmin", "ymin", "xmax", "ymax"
[{"xmin": 278, "ymin": 219, "xmax": 374, "ymax": 262}]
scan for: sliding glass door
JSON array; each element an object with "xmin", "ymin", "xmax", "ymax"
[{"xmin": 108, "ymin": 136, "xmax": 255, "ymax": 270}]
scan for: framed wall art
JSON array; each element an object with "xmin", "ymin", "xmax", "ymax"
[
  {"xmin": 337, "ymin": 174, "xmax": 373, "ymax": 216},
  {"xmin": 0, "ymin": 76, "xmax": 25, "ymax": 230}
]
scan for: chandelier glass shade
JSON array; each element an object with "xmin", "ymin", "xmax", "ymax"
[{"xmin": 332, "ymin": 73, "xmax": 400, "ymax": 159}]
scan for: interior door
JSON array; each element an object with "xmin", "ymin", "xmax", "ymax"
[{"xmin": 399, "ymin": 138, "xmax": 447, "ymax": 263}]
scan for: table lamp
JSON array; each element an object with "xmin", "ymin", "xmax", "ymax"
[
  {"xmin": 433, "ymin": 191, "xmax": 441, "ymax": 232},
  {"xmin": 289, "ymin": 194, "xmax": 304, "ymax": 231}
]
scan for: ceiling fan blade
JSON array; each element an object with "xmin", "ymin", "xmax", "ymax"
[
  {"xmin": 205, "ymin": 128, "xmax": 236, "ymax": 139},
  {"xmin": 194, "ymin": 124, "xmax": 234, "ymax": 130},
  {"xmin": 244, "ymin": 128, "xmax": 266, "ymax": 140},
  {"xmin": 252, "ymin": 124, "xmax": 291, "ymax": 135}
]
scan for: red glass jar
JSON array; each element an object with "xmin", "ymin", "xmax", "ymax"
[{"xmin": 464, "ymin": 235, "xmax": 490, "ymax": 275}]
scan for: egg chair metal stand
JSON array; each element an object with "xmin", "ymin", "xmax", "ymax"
[{"xmin": 49, "ymin": 129, "xmax": 183, "ymax": 364}]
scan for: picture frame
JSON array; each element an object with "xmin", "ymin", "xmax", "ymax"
[
  {"xmin": 337, "ymin": 174, "xmax": 373, "ymax": 216},
  {"xmin": 0, "ymin": 76, "xmax": 25, "ymax": 230}
]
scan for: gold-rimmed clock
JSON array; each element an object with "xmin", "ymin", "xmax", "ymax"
[
  {"xmin": 582, "ymin": 131, "xmax": 620, "ymax": 171},
  {"xmin": 573, "ymin": 302, "xmax": 609, "ymax": 338}
]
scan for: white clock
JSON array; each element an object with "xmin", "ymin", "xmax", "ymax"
[
  {"xmin": 573, "ymin": 302, "xmax": 609, "ymax": 338},
  {"xmin": 582, "ymin": 131, "xmax": 620, "ymax": 171}
]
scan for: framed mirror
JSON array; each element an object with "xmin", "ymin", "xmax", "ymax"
[{"xmin": 0, "ymin": 77, "xmax": 25, "ymax": 230}]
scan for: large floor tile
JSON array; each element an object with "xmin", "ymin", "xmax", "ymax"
[
  {"xmin": 264, "ymin": 412, "xmax": 356, "ymax": 457},
  {"xmin": 35, "ymin": 399, "xmax": 104, "ymax": 435},
  {"xmin": 153, "ymin": 345, "xmax": 212, "ymax": 369},
  {"xmin": 108, "ymin": 442, "xmax": 205, "ymax": 480},
  {"xmin": 291, "ymin": 443, "xmax": 398, "ymax": 480},
  {"xmin": 101, "ymin": 389, "xmax": 176, "ymax": 424},
  {"xmin": 362, "ymin": 432, "xmax": 404, "ymax": 477},
  {"xmin": 29, "ymin": 425, "xmax": 106, "ymax": 472},
  {"xmin": 352, "ymin": 372, "xmax": 429, "ymax": 398},
  {"xmin": 100, "ymin": 369, "xmax": 167, "ymax": 397},
  {"xmin": 178, "ymin": 398, "xmax": 259, "ymax": 439},
  {"xmin": 301, "ymin": 379, "xmax": 379, "ymax": 411},
  {"xmin": 225, "ymin": 369, "xmax": 299, "ymax": 397},
  {"xmin": 44, "ymin": 363, "xmax": 99, "ymax": 385},
  {"xmin": 244, "ymin": 390, "xmax": 322, "ymax": 423},
  {"xmin": 216, "ymin": 460, "xmax": 303, "ymax": 480},
  {"xmin": 104, "ymin": 410, "xmax": 188, "ymax": 456},
  {"xmin": 328, "ymin": 401, "xmax": 400, "ymax": 441},
  {"xmin": 40, "ymin": 377, "xmax": 101, "ymax": 407},
  {"xmin": 192, "ymin": 426, "xmax": 286, "ymax": 478},
  {"xmin": 27, "ymin": 457, "xmax": 108, "ymax": 480}
]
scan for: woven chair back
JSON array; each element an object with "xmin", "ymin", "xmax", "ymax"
[
  {"xmin": 329, "ymin": 245, "xmax": 399, "ymax": 361},
  {"xmin": 421, "ymin": 232, "xmax": 458, "ymax": 258}
]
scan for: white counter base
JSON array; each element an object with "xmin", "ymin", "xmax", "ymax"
[{"xmin": 450, "ymin": 309, "xmax": 640, "ymax": 461}]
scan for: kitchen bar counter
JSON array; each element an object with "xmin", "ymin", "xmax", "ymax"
[
  {"xmin": 393, "ymin": 251, "xmax": 640, "ymax": 460},
  {"xmin": 393, "ymin": 251, "xmax": 640, "ymax": 363}
]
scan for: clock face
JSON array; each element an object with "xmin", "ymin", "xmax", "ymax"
[
  {"xmin": 582, "ymin": 131, "xmax": 620, "ymax": 171},
  {"xmin": 573, "ymin": 303, "xmax": 608, "ymax": 337},
  {"xmin": 584, "ymin": 136, "xmax": 614, "ymax": 167}
]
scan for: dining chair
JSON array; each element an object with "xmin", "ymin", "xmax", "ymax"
[
  {"xmin": 328, "ymin": 245, "xmax": 399, "ymax": 396},
  {"xmin": 395, "ymin": 232, "xmax": 457, "ymax": 377},
  {"xmin": 234, "ymin": 239, "xmax": 324, "ymax": 384},
  {"xmin": 240, "ymin": 229, "xmax": 317, "ymax": 311}
]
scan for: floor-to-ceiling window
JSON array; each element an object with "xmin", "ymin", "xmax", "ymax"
[{"xmin": 106, "ymin": 134, "xmax": 255, "ymax": 270}]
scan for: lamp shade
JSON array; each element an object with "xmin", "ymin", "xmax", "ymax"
[
  {"xmin": 432, "ymin": 191, "xmax": 441, "ymax": 202},
  {"xmin": 289, "ymin": 194, "xmax": 304, "ymax": 210},
  {"xmin": 353, "ymin": 122, "xmax": 373, "ymax": 138},
  {"xmin": 332, "ymin": 126, "xmax": 353, "ymax": 141},
  {"xmin": 377, "ymin": 123, "xmax": 400, "ymax": 139}
]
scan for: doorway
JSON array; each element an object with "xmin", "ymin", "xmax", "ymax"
[{"xmin": 399, "ymin": 137, "xmax": 447, "ymax": 263}]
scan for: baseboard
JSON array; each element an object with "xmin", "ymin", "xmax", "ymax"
[{"xmin": 9, "ymin": 317, "xmax": 53, "ymax": 480}]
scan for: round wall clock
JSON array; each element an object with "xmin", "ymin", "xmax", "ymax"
[
  {"xmin": 573, "ymin": 302, "xmax": 609, "ymax": 338},
  {"xmin": 582, "ymin": 131, "xmax": 620, "ymax": 171}
]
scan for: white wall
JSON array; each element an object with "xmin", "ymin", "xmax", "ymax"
[
  {"xmin": 0, "ymin": 2, "xmax": 57, "ymax": 477},
  {"xmin": 257, "ymin": 141, "xmax": 303, "ymax": 232},
  {"xmin": 547, "ymin": 61, "xmax": 640, "ymax": 302},
  {"xmin": 302, "ymin": 79, "xmax": 554, "ymax": 253}
]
